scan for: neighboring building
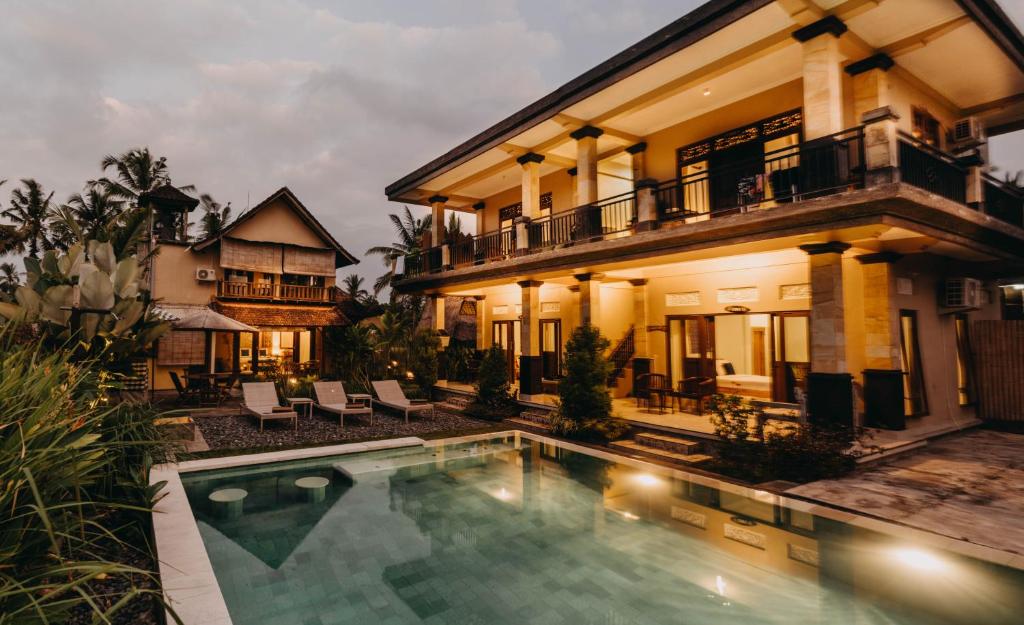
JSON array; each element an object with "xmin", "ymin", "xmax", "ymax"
[
  {"xmin": 143, "ymin": 185, "xmax": 358, "ymax": 392},
  {"xmin": 385, "ymin": 0, "xmax": 1024, "ymax": 434}
]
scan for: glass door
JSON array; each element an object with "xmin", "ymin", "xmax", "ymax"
[
  {"xmin": 492, "ymin": 320, "xmax": 517, "ymax": 382},
  {"xmin": 667, "ymin": 316, "xmax": 716, "ymax": 390},
  {"xmin": 771, "ymin": 313, "xmax": 810, "ymax": 402},
  {"xmin": 540, "ymin": 320, "xmax": 562, "ymax": 380},
  {"xmin": 899, "ymin": 310, "xmax": 928, "ymax": 417}
]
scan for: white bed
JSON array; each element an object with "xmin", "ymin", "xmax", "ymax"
[{"xmin": 715, "ymin": 360, "xmax": 772, "ymax": 398}]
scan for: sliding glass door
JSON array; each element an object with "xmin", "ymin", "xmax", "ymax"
[
  {"xmin": 771, "ymin": 312, "xmax": 810, "ymax": 403},
  {"xmin": 540, "ymin": 319, "xmax": 562, "ymax": 380},
  {"xmin": 492, "ymin": 320, "xmax": 519, "ymax": 382}
]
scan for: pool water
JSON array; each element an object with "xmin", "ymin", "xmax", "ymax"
[{"xmin": 182, "ymin": 435, "xmax": 1023, "ymax": 625}]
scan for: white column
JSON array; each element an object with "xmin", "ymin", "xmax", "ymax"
[
  {"xmin": 630, "ymin": 279, "xmax": 649, "ymax": 358},
  {"xmin": 627, "ymin": 141, "xmax": 647, "ymax": 182},
  {"xmin": 572, "ymin": 126, "xmax": 603, "ymax": 205},
  {"xmin": 796, "ymin": 17, "xmax": 847, "ymax": 140},
  {"xmin": 474, "ymin": 295, "xmax": 487, "ymax": 350},
  {"xmin": 518, "ymin": 153, "xmax": 544, "ymax": 219},
  {"xmin": 472, "ymin": 201, "xmax": 486, "ymax": 236},
  {"xmin": 429, "ymin": 195, "xmax": 449, "ymax": 267},
  {"xmin": 430, "ymin": 294, "xmax": 445, "ymax": 334},
  {"xmin": 800, "ymin": 242, "xmax": 851, "ymax": 373},
  {"xmin": 861, "ymin": 106, "xmax": 901, "ymax": 186},
  {"xmin": 518, "ymin": 280, "xmax": 543, "ymax": 400}
]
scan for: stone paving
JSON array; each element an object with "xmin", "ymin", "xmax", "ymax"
[{"xmin": 788, "ymin": 429, "xmax": 1024, "ymax": 556}]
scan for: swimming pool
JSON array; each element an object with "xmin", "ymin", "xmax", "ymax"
[{"xmin": 179, "ymin": 433, "xmax": 1022, "ymax": 625}]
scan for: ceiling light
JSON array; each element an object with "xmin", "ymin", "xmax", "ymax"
[{"xmin": 703, "ymin": 87, "xmax": 711, "ymax": 97}]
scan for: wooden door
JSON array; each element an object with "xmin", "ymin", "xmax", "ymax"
[
  {"xmin": 492, "ymin": 321, "xmax": 516, "ymax": 381},
  {"xmin": 751, "ymin": 328, "xmax": 766, "ymax": 376},
  {"xmin": 772, "ymin": 312, "xmax": 810, "ymax": 402},
  {"xmin": 668, "ymin": 316, "xmax": 716, "ymax": 389},
  {"xmin": 709, "ymin": 140, "xmax": 763, "ymax": 214}
]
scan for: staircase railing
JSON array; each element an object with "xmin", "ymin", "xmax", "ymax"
[{"xmin": 607, "ymin": 326, "xmax": 635, "ymax": 387}]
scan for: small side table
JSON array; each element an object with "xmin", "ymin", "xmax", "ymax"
[
  {"xmin": 348, "ymin": 393, "xmax": 373, "ymax": 409},
  {"xmin": 286, "ymin": 397, "xmax": 314, "ymax": 418}
]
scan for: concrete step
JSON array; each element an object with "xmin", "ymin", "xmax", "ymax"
[
  {"xmin": 634, "ymin": 432, "xmax": 703, "ymax": 455},
  {"xmin": 610, "ymin": 439, "xmax": 712, "ymax": 466},
  {"xmin": 517, "ymin": 410, "xmax": 553, "ymax": 425}
]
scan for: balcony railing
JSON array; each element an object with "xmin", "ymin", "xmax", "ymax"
[
  {"xmin": 217, "ymin": 281, "xmax": 335, "ymax": 303},
  {"xmin": 898, "ymin": 132, "xmax": 966, "ymax": 204},
  {"xmin": 400, "ymin": 125, "xmax": 1023, "ymax": 280}
]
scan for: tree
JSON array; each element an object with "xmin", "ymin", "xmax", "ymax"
[
  {"xmin": 366, "ymin": 206, "xmax": 432, "ymax": 296},
  {"xmin": 407, "ymin": 329, "xmax": 440, "ymax": 397},
  {"xmin": 550, "ymin": 325, "xmax": 628, "ymax": 442},
  {"xmin": 198, "ymin": 193, "xmax": 232, "ymax": 240},
  {"xmin": 463, "ymin": 345, "xmax": 518, "ymax": 421},
  {"xmin": 97, "ymin": 147, "xmax": 173, "ymax": 200},
  {"xmin": 341, "ymin": 273, "xmax": 369, "ymax": 304},
  {"xmin": 2, "ymin": 179, "xmax": 56, "ymax": 258},
  {"xmin": 62, "ymin": 182, "xmax": 127, "ymax": 241},
  {"xmin": 0, "ymin": 262, "xmax": 20, "ymax": 300}
]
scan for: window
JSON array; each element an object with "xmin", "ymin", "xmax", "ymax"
[
  {"xmin": 281, "ymin": 274, "xmax": 325, "ymax": 287},
  {"xmin": 954, "ymin": 314, "xmax": 975, "ymax": 406},
  {"xmin": 899, "ymin": 310, "xmax": 928, "ymax": 416},
  {"xmin": 912, "ymin": 107, "xmax": 942, "ymax": 147}
]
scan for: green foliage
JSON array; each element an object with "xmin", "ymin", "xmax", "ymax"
[
  {"xmin": 464, "ymin": 346, "xmax": 517, "ymax": 421},
  {"xmin": 365, "ymin": 206, "xmax": 432, "ymax": 296},
  {"xmin": 443, "ymin": 340, "xmax": 475, "ymax": 383},
  {"xmin": 324, "ymin": 323, "xmax": 377, "ymax": 393},
  {"xmin": 0, "ymin": 239, "xmax": 168, "ymax": 372},
  {"xmin": 708, "ymin": 394, "xmax": 862, "ymax": 483},
  {"xmin": 550, "ymin": 325, "xmax": 628, "ymax": 443},
  {"xmin": 0, "ymin": 332, "xmax": 171, "ymax": 623},
  {"xmin": 408, "ymin": 329, "xmax": 440, "ymax": 396}
]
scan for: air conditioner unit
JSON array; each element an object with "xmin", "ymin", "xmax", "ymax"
[
  {"xmin": 952, "ymin": 117, "xmax": 984, "ymax": 148},
  {"xmin": 944, "ymin": 277, "xmax": 982, "ymax": 309},
  {"xmin": 195, "ymin": 267, "xmax": 217, "ymax": 282}
]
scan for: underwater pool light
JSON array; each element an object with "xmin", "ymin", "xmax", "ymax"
[{"xmin": 891, "ymin": 548, "xmax": 948, "ymax": 573}]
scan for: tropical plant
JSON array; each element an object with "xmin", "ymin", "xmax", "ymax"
[
  {"xmin": 341, "ymin": 273, "xmax": 369, "ymax": 304},
  {"xmin": 550, "ymin": 324, "xmax": 628, "ymax": 442},
  {"xmin": 324, "ymin": 323, "xmax": 378, "ymax": 393},
  {"xmin": 0, "ymin": 239, "xmax": 169, "ymax": 371},
  {"xmin": 366, "ymin": 206, "xmax": 432, "ymax": 295},
  {"xmin": 2, "ymin": 178, "xmax": 56, "ymax": 258},
  {"xmin": 0, "ymin": 334, "xmax": 171, "ymax": 623},
  {"xmin": 0, "ymin": 262, "xmax": 19, "ymax": 301},
  {"xmin": 63, "ymin": 182, "xmax": 128, "ymax": 241},
  {"xmin": 708, "ymin": 394, "xmax": 864, "ymax": 482},
  {"xmin": 198, "ymin": 193, "xmax": 232, "ymax": 240}
]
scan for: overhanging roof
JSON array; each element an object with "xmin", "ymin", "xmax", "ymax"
[
  {"xmin": 192, "ymin": 186, "xmax": 359, "ymax": 267},
  {"xmin": 385, "ymin": 0, "xmax": 1024, "ymax": 204}
]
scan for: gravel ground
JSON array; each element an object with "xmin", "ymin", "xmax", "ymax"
[{"xmin": 194, "ymin": 408, "xmax": 496, "ymax": 451}]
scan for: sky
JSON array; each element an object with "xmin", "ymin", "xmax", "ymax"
[{"xmin": 1, "ymin": 0, "xmax": 1023, "ymax": 289}]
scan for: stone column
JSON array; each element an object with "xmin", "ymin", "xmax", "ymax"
[
  {"xmin": 568, "ymin": 167, "xmax": 578, "ymax": 208},
  {"xmin": 846, "ymin": 53, "xmax": 894, "ymax": 122},
  {"xmin": 635, "ymin": 178, "xmax": 658, "ymax": 232},
  {"xmin": 801, "ymin": 241, "xmax": 854, "ymax": 428},
  {"xmin": 794, "ymin": 16, "xmax": 847, "ymax": 140},
  {"xmin": 518, "ymin": 152, "xmax": 544, "ymax": 219},
  {"xmin": 429, "ymin": 195, "xmax": 450, "ymax": 268},
  {"xmin": 575, "ymin": 273, "xmax": 601, "ymax": 328},
  {"xmin": 567, "ymin": 285, "xmax": 581, "ymax": 333},
  {"xmin": 627, "ymin": 141, "xmax": 648, "ymax": 182},
  {"xmin": 518, "ymin": 280, "xmax": 543, "ymax": 400},
  {"xmin": 800, "ymin": 242, "xmax": 851, "ymax": 373},
  {"xmin": 861, "ymin": 106, "xmax": 901, "ymax": 186},
  {"xmin": 472, "ymin": 201, "xmax": 486, "ymax": 236},
  {"xmin": 430, "ymin": 294, "xmax": 447, "ymax": 382},
  {"xmin": 571, "ymin": 125, "xmax": 603, "ymax": 205},
  {"xmin": 474, "ymin": 295, "xmax": 487, "ymax": 350},
  {"xmin": 857, "ymin": 252, "xmax": 902, "ymax": 370}
]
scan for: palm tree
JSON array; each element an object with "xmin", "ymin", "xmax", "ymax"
[
  {"xmin": 3, "ymin": 179, "xmax": 55, "ymax": 258},
  {"xmin": 62, "ymin": 183, "xmax": 127, "ymax": 240},
  {"xmin": 366, "ymin": 206, "xmax": 432, "ymax": 296},
  {"xmin": 97, "ymin": 147, "xmax": 194, "ymax": 201},
  {"xmin": 341, "ymin": 274, "xmax": 369, "ymax": 304},
  {"xmin": 0, "ymin": 262, "xmax": 20, "ymax": 300},
  {"xmin": 198, "ymin": 194, "xmax": 232, "ymax": 240}
]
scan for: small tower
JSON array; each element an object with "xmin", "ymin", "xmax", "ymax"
[{"xmin": 138, "ymin": 184, "xmax": 199, "ymax": 243}]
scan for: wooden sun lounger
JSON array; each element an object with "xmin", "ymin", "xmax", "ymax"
[
  {"xmin": 241, "ymin": 382, "xmax": 298, "ymax": 432},
  {"xmin": 313, "ymin": 381, "xmax": 373, "ymax": 427},
  {"xmin": 371, "ymin": 380, "xmax": 434, "ymax": 424}
]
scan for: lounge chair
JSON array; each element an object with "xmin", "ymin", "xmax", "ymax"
[
  {"xmin": 371, "ymin": 380, "xmax": 434, "ymax": 423},
  {"xmin": 169, "ymin": 371, "xmax": 201, "ymax": 405},
  {"xmin": 313, "ymin": 381, "xmax": 373, "ymax": 427},
  {"xmin": 241, "ymin": 382, "xmax": 297, "ymax": 432}
]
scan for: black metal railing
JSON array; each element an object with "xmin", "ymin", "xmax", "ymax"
[
  {"xmin": 983, "ymin": 174, "xmax": 1024, "ymax": 228},
  {"xmin": 449, "ymin": 228, "xmax": 517, "ymax": 269},
  {"xmin": 659, "ymin": 127, "xmax": 864, "ymax": 221},
  {"xmin": 898, "ymin": 133, "xmax": 966, "ymax": 204},
  {"xmin": 526, "ymin": 190, "xmax": 637, "ymax": 251}
]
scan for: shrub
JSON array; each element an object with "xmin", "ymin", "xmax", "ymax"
[
  {"xmin": 407, "ymin": 329, "xmax": 440, "ymax": 396},
  {"xmin": 0, "ymin": 332, "xmax": 170, "ymax": 623},
  {"xmin": 708, "ymin": 393, "xmax": 863, "ymax": 483},
  {"xmin": 464, "ymin": 346, "xmax": 518, "ymax": 421},
  {"xmin": 550, "ymin": 325, "xmax": 628, "ymax": 443}
]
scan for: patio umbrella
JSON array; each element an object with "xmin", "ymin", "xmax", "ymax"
[{"xmin": 156, "ymin": 305, "xmax": 258, "ymax": 333}]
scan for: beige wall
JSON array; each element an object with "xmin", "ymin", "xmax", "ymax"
[
  {"xmin": 228, "ymin": 198, "xmax": 330, "ymax": 248},
  {"xmin": 151, "ymin": 244, "xmax": 217, "ymax": 304}
]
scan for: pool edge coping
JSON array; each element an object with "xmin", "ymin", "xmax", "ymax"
[{"xmin": 152, "ymin": 429, "xmax": 1024, "ymax": 625}]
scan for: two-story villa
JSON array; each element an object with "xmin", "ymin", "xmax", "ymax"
[
  {"xmin": 386, "ymin": 0, "xmax": 1024, "ymax": 436},
  {"xmin": 142, "ymin": 185, "xmax": 358, "ymax": 393}
]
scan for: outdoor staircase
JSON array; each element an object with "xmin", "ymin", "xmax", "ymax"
[
  {"xmin": 508, "ymin": 409, "xmax": 554, "ymax": 431},
  {"xmin": 437, "ymin": 393, "xmax": 473, "ymax": 412},
  {"xmin": 607, "ymin": 326, "xmax": 635, "ymax": 387},
  {"xmin": 610, "ymin": 432, "xmax": 713, "ymax": 466}
]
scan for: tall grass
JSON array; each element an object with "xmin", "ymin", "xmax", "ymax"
[{"xmin": 0, "ymin": 331, "xmax": 173, "ymax": 624}]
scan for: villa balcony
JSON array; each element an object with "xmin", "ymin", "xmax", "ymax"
[
  {"xmin": 216, "ymin": 280, "xmax": 336, "ymax": 303},
  {"xmin": 398, "ymin": 126, "xmax": 1024, "ymax": 285}
]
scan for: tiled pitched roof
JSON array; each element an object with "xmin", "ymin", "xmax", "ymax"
[
  {"xmin": 212, "ymin": 302, "xmax": 350, "ymax": 328},
  {"xmin": 138, "ymin": 184, "xmax": 200, "ymax": 209}
]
